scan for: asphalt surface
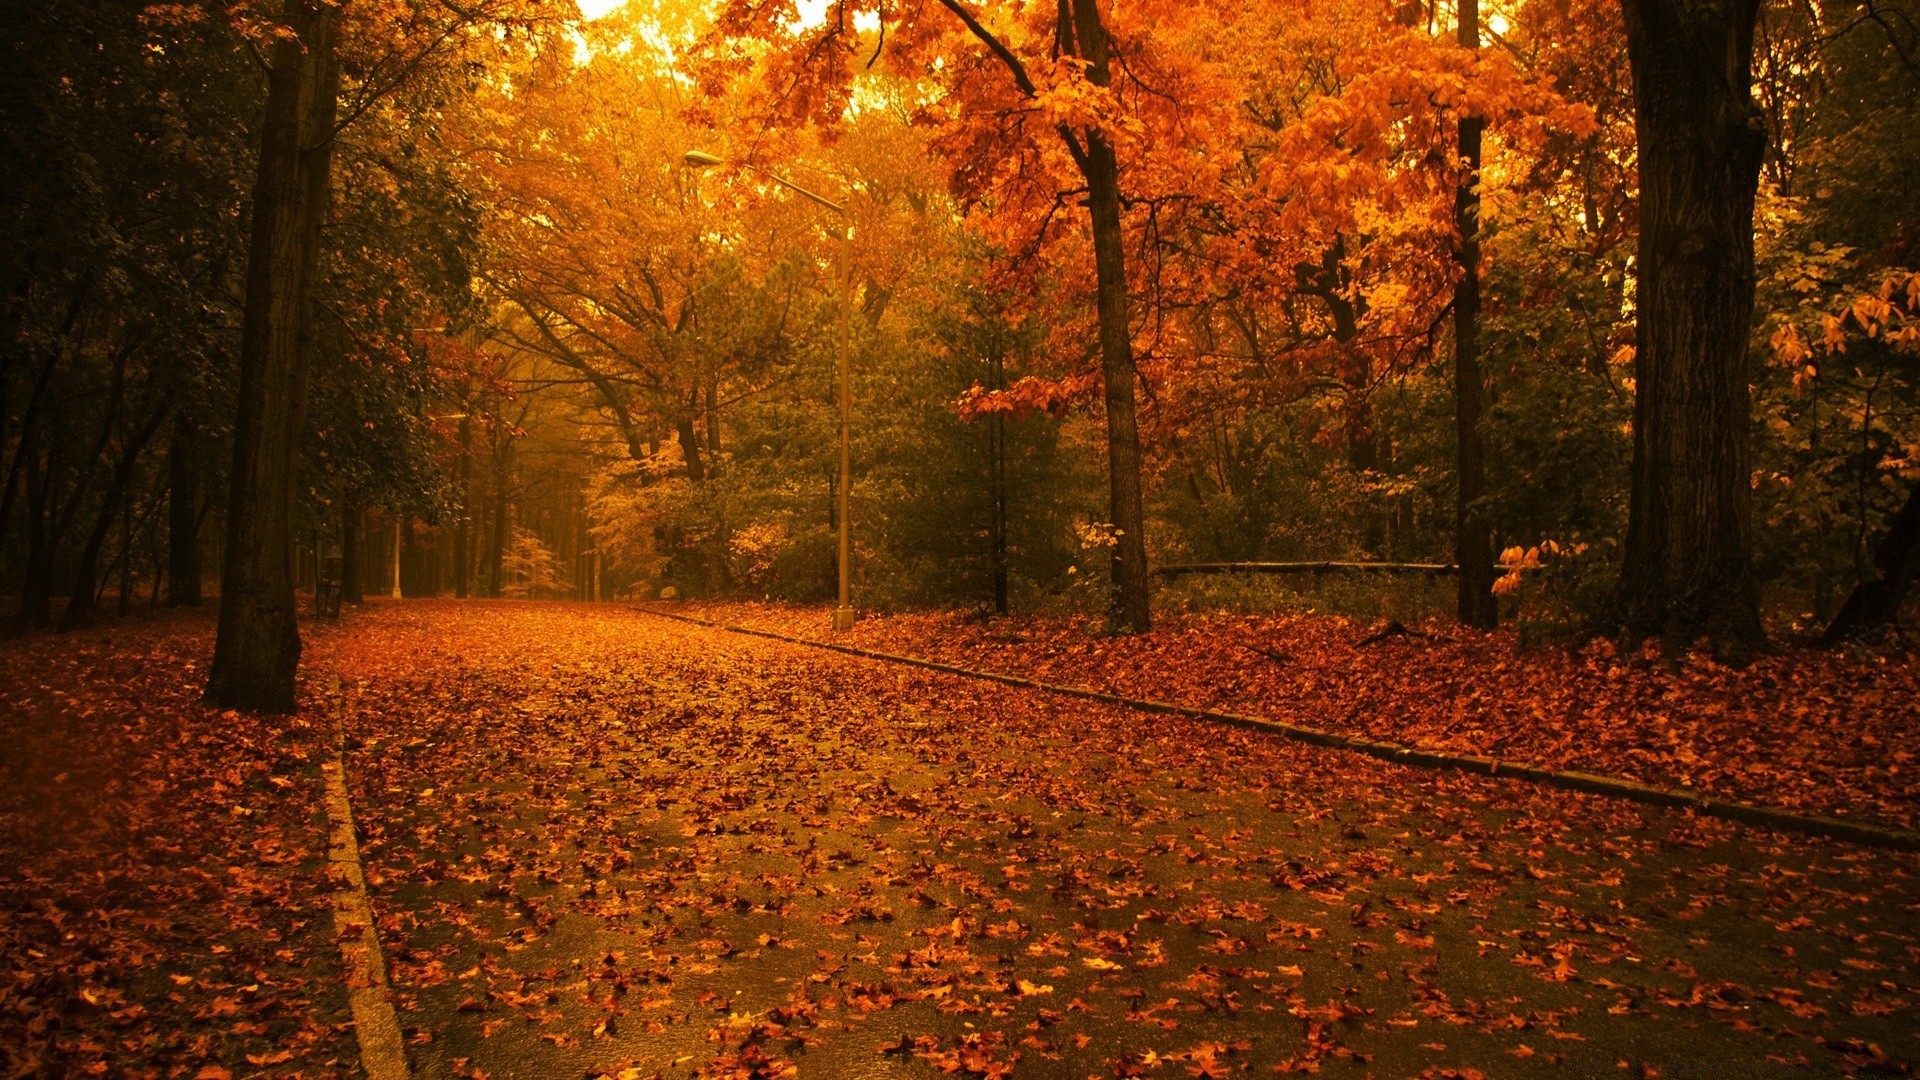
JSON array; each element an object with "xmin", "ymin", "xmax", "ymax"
[{"xmin": 308, "ymin": 602, "xmax": 1920, "ymax": 1078}]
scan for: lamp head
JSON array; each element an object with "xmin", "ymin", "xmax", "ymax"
[{"xmin": 682, "ymin": 150, "xmax": 724, "ymax": 168}]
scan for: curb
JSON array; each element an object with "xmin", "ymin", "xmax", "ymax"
[
  {"xmin": 322, "ymin": 677, "xmax": 412, "ymax": 1080},
  {"xmin": 634, "ymin": 606, "xmax": 1920, "ymax": 853}
]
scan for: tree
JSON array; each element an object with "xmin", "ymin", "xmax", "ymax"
[
  {"xmin": 204, "ymin": 0, "xmax": 562, "ymax": 709},
  {"xmin": 1050, "ymin": 0, "xmax": 1152, "ymax": 633},
  {"xmin": 1453, "ymin": 0, "xmax": 1498, "ymax": 629},
  {"xmin": 206, "ymin": 0, "xmax": 340, "ymax": 712},
  {"xmin": 707, "ymin": 0, "xmax": 1160, "ymax": 629},
  {"xmin": 501, "ymin": 526, "xmax": 565, "ymax": 597},
  {"xmin": 1612, "ymin": 0, "xmax": 1769, "ymax": 651},
  {"xmin": 2, "ymin": 0, "xmax": 255, "ymax": 630}
]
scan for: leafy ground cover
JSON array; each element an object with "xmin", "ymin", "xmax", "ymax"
[
  {"xmin": 314, "ymin": 602, "xmax": 1915, "ymax": 1077},
  {"xmin": 685, "ymin": 602, "xmax": 1920, "ymax": 833},
  {"xmin": 0, "ymin": 610, "xmax": 357, "ymax": 1079},
  {"xmin": 4, "ymin": 600, "xmax": 1918, "ymax": 1078}
]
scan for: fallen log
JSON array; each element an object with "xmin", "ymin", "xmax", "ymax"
[{"xmin": 1158, "ymin": 561, "xmax": 1459, "ymax": 576}]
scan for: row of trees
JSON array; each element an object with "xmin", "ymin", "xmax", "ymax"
[
  {"xmin": 470, "ymin": 0, "xmax": 1914, "ymax": 648},
  {"xmin": 1, "ymin": 0, "xmax": 572, "ymax": 708},
  {"xmin": 3, "ymin": 0, "xmax": 1917, "ymax": 709}
]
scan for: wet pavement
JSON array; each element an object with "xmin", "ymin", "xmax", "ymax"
[{"xmin": 307, "ymin": 602, "xmax": 1920, "ymax": 1078}]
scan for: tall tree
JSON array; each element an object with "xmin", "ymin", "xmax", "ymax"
[
  {"xmin": 206, "ymin": 0, "xmax": 339, "ymax": 711},
  {"xmin": 1454, "ymin": 0, "xmax": 1498, "ymax": 629},
  {"xmin": 167, "ymin": 415, "xmax": 204, "ymax": 606},
  {"xmin": 707, "ymin": 0, "xmax": 1159, "ymax": 630},
  {"xmin": 1052, "ymin": 0, "xmax": 1152, "ymax": 632},
  {"xmin": 1613, "ymin": 0, "xmax": 1769, "ymax": 650}
]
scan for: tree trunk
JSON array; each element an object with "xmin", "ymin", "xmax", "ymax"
[
  {"xmin": 487, "ymin": 475, "xmax": 509, "ymax": 598},
  {"xmin": 1823, "ymin": 483, "xmax": 1920, "ymax": 643},
  {"xmin": 206, "ymin": 0, "xmax": 338, "ymax": 712},
  {"xmin": 166, "ymin": 413, "xmax": 202, "ymax": 606},
  {"xmin": 676, "ymin": 412, "xmax": 706, "ymax": 482},
  {"xmin": 1069, "ymin": 0, "xmax": 1151, "ymax": 633},
  {"xmin": 705, "ymin": 380, "xmax": 720, "ymax": 457},
  {"xmin": 340, "ymin": 498, "xmax": 363, "ymax": 603},
  {"xmin": 454, "ymin": 414, "xmax": 472, "ymax": 598},
  {"xmin": 1453, "ymin": 0, "xmax": 1497, "ymax": 629},
  {"xmin": 1614, "ymin": 0, "xmax": 1767, "ymax": 652},
  {"xmin": 1295, "ymin": 241, "xmax": 1374, "ymax": 472},
  {"xmin": 19, "ymin": 451, "xmax": 53, "ymax": 628},
  {"xmin": 989, "ymin": 342, "xmax": 1009, "ymax": 616},
  {"xmin": 61, "ymin": 400, "xmax": 170, "ymax": 631}
]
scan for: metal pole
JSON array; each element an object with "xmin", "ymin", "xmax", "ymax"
[
  {"xmin": 681, "ymin": 150, "xmax": 856, "ymax": 629},
  {"xmin": 833, "ymin": 223, "xmax": 855, "ymax": 631},
  {"xmin": 390, "ymin": 518, "xmax": 403, "ymax": 599}
]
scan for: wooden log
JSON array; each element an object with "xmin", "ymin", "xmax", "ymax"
[{"xmin": 1156, "ymin": 561, "xmax": 1459, "ymax": 576}]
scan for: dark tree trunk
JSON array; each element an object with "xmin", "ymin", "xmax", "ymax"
[
  {"xmin": 340, "ymin": 497, "xmax": 363, "ymax": 603},
  {"xmin": 1614, "ymin": 0, "xmax": 1767, "ymax": 651},
  {"xmin": 989, "ymin": 342, "xmax": 1009, "ymax": 616},
  {"xmin": 61, "ymin": 400, "xmax": 170, "ymax": 631},
  {"xmin": 1295, "ymin": 241, "xmax": 1375, "ymax": 472},
  {"xmin": 1453, "ymin": 0, "xmax": 1497, "ymax": 629},
  {"xmin": 705, "ymin": 380, "xmax": 720, "ymax": 456},
  {"xmin": 935, "ymin": 0, "xmax": 1149, "ymax": 629},
  {"xmin": 1823, "ymin": 483, "xmax": 1920, "ymax": 643},
  {"xmin": 454, "ymin": 415, "xmax": 472, "ymax": 598},
  {"xmin": 487, "ymin": 473, "xmax": 509, "ymax": 598},
  {"xmin": 115, "ymin": 484, "xmax": 164, "ymax": 615},
  {"xmin": 206, "ymin": 0, "xmax": 338, "ymax": 712},
  {"xmin": 21, "ymin": 339, "xmax": 131, "ymax": 626},
  {"xmin": 676, "ymin": 412, "xmax": 706, "ymax": 482},
  {"xmin": 19, "ymin": 451, "xmax": 53, "ymax": 628},
  {"xmin": 1069, "ymin": 0, "xmax": 1150, "ymax": 633},
  {"xmin": 166, "ymin": 413, "xmax": 202, "ymax": 606},
  {"xmin": 0, "ymin": 351, "xmax": 55, "ymax": 547}
]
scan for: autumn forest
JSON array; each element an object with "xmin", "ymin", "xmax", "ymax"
[{"xmin": 3, "ymin": 0, "xmax": 1919, "ymax": 1076}]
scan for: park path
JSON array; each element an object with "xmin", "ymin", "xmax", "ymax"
[{"xmin": 304, "ymin": 601, "xmax": 1919, "ymax": 1078}]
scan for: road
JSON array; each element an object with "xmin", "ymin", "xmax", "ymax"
[{"xmin": 306, "ymin": 602, "xmax": 1919, "ymax": 1078}]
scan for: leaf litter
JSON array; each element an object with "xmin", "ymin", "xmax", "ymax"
[
  {"xmin": 308, "ymin": 602, "xmax": 1916, "ymax": 1077},
  {"xmin": 3, "ymin": 600, "xmax": 1915, "ymax": 1077},
  {"xmin": 691, "ymin": 602, "xmax": 1920, "ymax": 832}
]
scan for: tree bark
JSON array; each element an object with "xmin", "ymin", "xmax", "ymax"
[
  {"xmin": 1614, "ymin": 0, "xmax": 1767, "ymax": 652},
  {"xmin": 676, "ymin": 412, "xmax": 706, "ymax": 482},
  {"xmin": 989, "ymin": 340, "xmax": 1009, "ymax": 616},
  {"xmin": 166, "ymin": 413, "xmax": 202, "ymax": 606},
  {"xmin": 935, "ymin": 0, "xmax": 1150, "ymax": 630},
  {"xmin": 206, "ymin": 0, "xmax": 338, "ymax": 712},
  {"xmin": 60, "ymin": 398, "xmax": 170, "ymax": 631},
  {"xmin": 1069, "ymin": 0, "xmax": 1151, "ymax": 633},
  {"xmin": 1823, "ymin": 483, "xmax": 1920, "ymax": 643},
  {"xmin": 487, "ymin": 471, "xmax": 509, "ymax": 598},
  {"xmin": 19, "ymin": 450, "xmax": 53, "ymax": 628},
  {"xmin": 340, "ymin": 497, "xmax": 363, "ymax": 604},
  {"xmin": 454, "ymin": 414, "xmax": 472, "ymax": 598},
  {"xmin": 1453, "ymin": 0, "xmax": 1498, "ymax": 629}
]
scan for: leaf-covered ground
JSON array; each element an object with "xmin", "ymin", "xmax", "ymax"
[
  {"xmin": 0, "ymin": 611, "xmax": 357, "ymax": 1079},
  {"xmin": 4, "ymin": 600, "xmax": 1918, "ymax": 1078},
  {"xmin": 313, "ymin": 601, "xmax": 1915, "ymax": 1077},
  {"xmin": 686, "ymin": 602, "xmax": 1920, "ymax": 832}
]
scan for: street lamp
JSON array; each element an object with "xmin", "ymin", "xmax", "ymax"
[{"xmin": 684, "ymin": 149, "xmax": 857, "ymax": 632}]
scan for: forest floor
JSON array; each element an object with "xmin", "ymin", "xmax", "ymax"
[
  {"xmin": 1, "ymin": 599, "xmax": 1917, "ymax": 1079},
  {"xmin": 683, "ymin": 601, "xmax": 1920, "ymax": 833}
]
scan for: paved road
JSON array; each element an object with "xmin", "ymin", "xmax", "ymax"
[{"xmin": 308, "ymin": 602, "xmax": 1919, "ymax": 1078}]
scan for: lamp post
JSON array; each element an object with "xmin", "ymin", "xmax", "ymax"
[{"xmin": 684, "ymin": 149, "xmax": 856, "ymax": 631}]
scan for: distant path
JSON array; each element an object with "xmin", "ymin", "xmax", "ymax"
[{"xmin": 305, "ymin": 600, "xmax": 1920, "ymax": 1078}]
